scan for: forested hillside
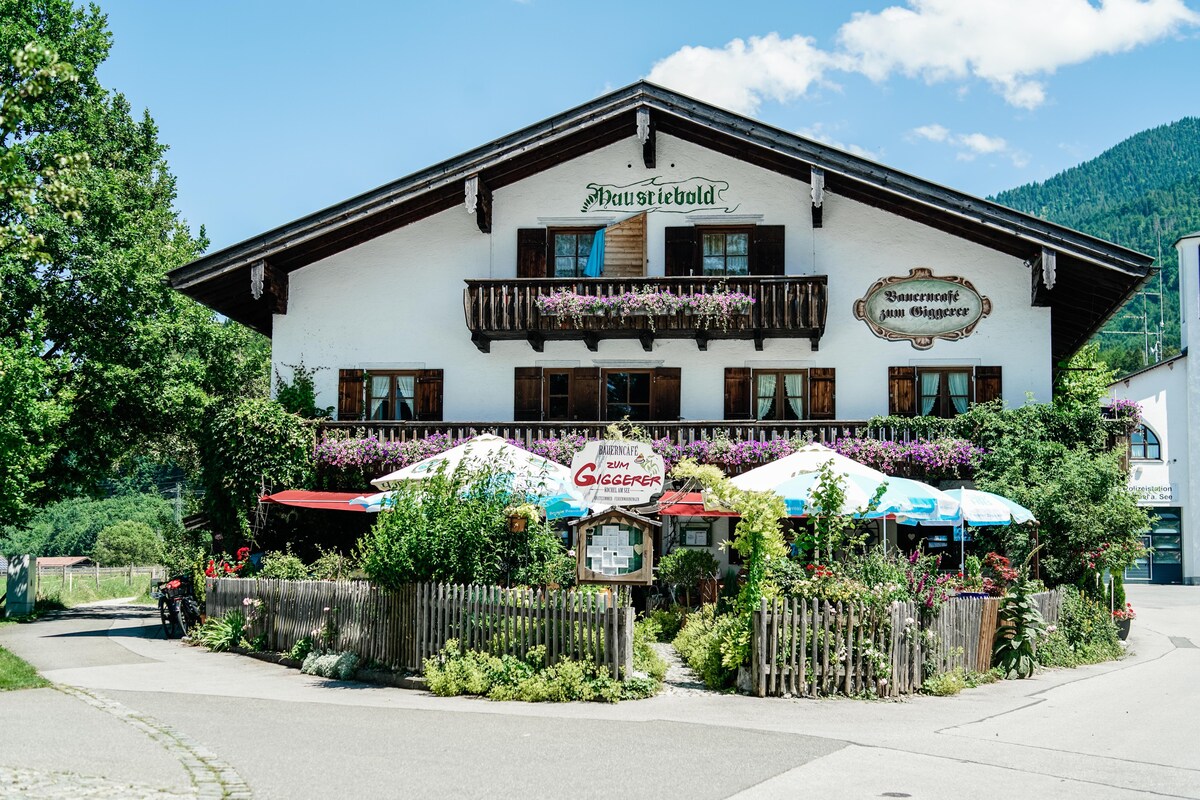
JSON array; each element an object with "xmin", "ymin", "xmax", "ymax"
[{"xmin": 992, "ymin": 117, "xmax": 1200, "ymax": 374}]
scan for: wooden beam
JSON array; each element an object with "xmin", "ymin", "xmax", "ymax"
[
  {"xmin": 249, "ymin": 259, "xmax": 287, "ymax": 315},
  {"xmin": 754, "ymin": 332, "xmax": 765, "ymax": 351},
  {"xmin": 471, "ymin": 332, "xmax": 491, "ymax": 353},
  {"xmin": 695, "ymin": 331, "xmax": 709, "ymax": 351},
  {"xmin": 1030, "ymin": 248, "xmax": 1055, "ymax": 307},
  {"xmin": 583, "ymin": 333, "xmax": 600, "ymax": 352},
  {"xmin": 637, "ymin": 108, "xmax": 656, "ymax": 169},
  {"xmin": 527, "ymin": 331, "xmax": 545, "ymax": 352},
  {"xmin": 638, "ymin": 331, "xmax": 654, "ymax": 352},
  {"xmin": 810, "ymin": 167, "xmax": 825, "ymax": 229},
  {"xmin": 809, "ymin": 333, "xmax": 821, "ymax": 352},
  {"xmin": 464, "ymin": 174, "xmax": 492, "ymax": 234}
]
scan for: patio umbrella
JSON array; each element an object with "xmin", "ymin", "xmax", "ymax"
[
  {"xmin": 354, "ymin": 434, "xmax": 588, "ymax": 518},
  {"xmin": 942, "ymin": 488, "xmax": 1035, "ymax": 526},
  {"xmin": 729, "ymin": 442, "xmax": 889, "ymax": 492}
]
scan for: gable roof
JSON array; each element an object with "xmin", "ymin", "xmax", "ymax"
[{"xmin": 169, "ymin": 81, "xmax": 1154, "ymax": 364}]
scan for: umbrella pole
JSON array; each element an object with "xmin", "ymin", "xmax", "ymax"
[{"xmin": 959, "ymin": 525, "xmax": 965, "ymax": 573}]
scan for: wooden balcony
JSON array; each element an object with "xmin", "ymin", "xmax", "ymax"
[
  {"xmin": 463, "ymin": 276, "xmax": 828, "ymax": 353},
  {"xmin": 317, "ymin": 419, "xmax": 891, "ymax": 447}
]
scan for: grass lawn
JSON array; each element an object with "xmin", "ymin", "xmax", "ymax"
[
  {"xmin": 36, "ymin": 573, "xmax": 158, "ymax": 608},
  {"xmin": 0, "ymin": 645, "xmax": 48, "ymax": 691}
]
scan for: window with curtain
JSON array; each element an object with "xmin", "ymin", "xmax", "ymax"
[
  {"xmin": 603, "ymin": 370, "xmax": 651, "ymax": 421},
  {"xmin": 368, "ymin": 371, "xmax": 417, "ymax": 421},
  {"xmin": 700, "ymin": 228, "xmax": 750, "ymax": 276},
  {"xmin": 917, "ymin": 368, "xmax": 972, "ymax": 418},
  {"xmin": 753, "ymin": 370, "xmax": 807, "ymax": 420},
  {"xmin": 1130, "ymin": 424, "xmax": 1161, "ymax": 460},
  {"xmin": 550, "ymin": 228, "xmax": 597, "ymax": 277}
]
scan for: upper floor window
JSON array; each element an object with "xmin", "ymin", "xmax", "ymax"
[
  {"xmin": 1130, "ymin": 424, "xmax": 1161, "ymax": 460},
  {"xmin": 604, "ymin": 369, "xmax": 652, "ymax": 421},
  {"xmin": 701, "ymin": 228, "xmax": 750, "ymax": 276},
  {"xmin": 368, "ymin": 371, "xmax": 417, "ymax": 420},
  {"xmin": 551, "ymin": 228, "xmax": 597, "ymax": 278},
  {"xmin": 917, "ymin": 368, "xmax": 971, "ymax": 418},
  {"xmin": 754, "ymin": 370, "xmax": 807, "ymax": 420}
]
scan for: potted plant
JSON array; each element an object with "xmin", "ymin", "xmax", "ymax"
[
  {"xmin": 956, "ymin": 554, "xmax": 989, "ymax": 597},
  {"xmin": 1112, "ymin": 602, "xmax": 1136, "ymax": 640},
  {"xmin": 504, "ymin": 503, "xmax": 540, "ymax": 533}
]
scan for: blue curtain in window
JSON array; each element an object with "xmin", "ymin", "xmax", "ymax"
[
  {"xmin": 948, "ymin": 372, "xmax": 969, "ymax": 414},
  {"xmin": 583, "ymin": 228, "xmax": 605, "ymax": 277},
  {"xmin": 920, "ymin": 372, "xmax": 940, "ymax": 416}
]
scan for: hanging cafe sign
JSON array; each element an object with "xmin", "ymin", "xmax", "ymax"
[
  {"xmin": 853, "ymin": 268, "xmax": 991, "ymax": 349},
  {"xmin": 580, "ymin": 176, "xmax": 739, "ymax": 215}
]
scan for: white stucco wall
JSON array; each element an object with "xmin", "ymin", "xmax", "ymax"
[{"xmin": 272, "ymin": 133, "xmax": 1053, "ymax": 421}]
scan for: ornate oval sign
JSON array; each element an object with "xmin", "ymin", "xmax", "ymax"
[{"xmin": 853, "ymin": 268, "xmax": 991, "ymax": 349}]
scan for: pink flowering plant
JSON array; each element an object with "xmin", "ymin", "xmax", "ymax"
[
  {"xmin": 534, "ymin": 287, "xmax": 755, "ymax": 331},
  {"xmin": 1105, "ymin": 398, "xmax": 1142, "ymax": 435}
]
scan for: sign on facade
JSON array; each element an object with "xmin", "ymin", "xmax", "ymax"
[
  {"xmin": 581, "ymin": 176, "xmax": 738, "ymax": 215},
  {"xmin": 570, "ymin": 440, "xmax": 666, "ymax": 507},
  {"xmin": 853, "ymin": 268, "xmax": 991, "ymax": 349},
  {"xmin": 1132, "ymin": 484, "xmax": 1176, "ymax": 503},
  {"xmin": 575, "ymin": 508, "xmax": 657, "ymax": 585}
]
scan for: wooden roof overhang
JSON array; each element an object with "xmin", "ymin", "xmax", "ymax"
[{"xmin": 169, "ymin": 82, "xmax": 1153, "ymax": 365}]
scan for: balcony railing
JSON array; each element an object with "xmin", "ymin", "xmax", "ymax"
[
  {"xmin": 316, "ymin": 420, "xmax": 905, "ymax": 447},
  {"xmin": 463, "ymin": 276, "xmax": 828, "ymax": 352}
]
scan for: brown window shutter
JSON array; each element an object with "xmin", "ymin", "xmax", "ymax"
[
  {"xmin": 888, "ymin": 366, "xmax": 917, "ymax": 417},
  {"xmin": 664, "ymin": 227, "xmax": 696, "ymax": 276},
  {"xmin": 974, "ymin": 366, "xmax": 1002, "ymax": 405},
  {"xmin": 723, "ymin": 368, "xmax": 752, "ymax": 419},
  {"xmin": 514, "ymin": 367, "xmax": 543, "ymax": 421},
  {"xmin": 571, "ymin": 367, "xmax": 600, "ymax": 420},
  {"xmin": 750, "ymin": 225, "xmax": 785, "ymax": 275},
  {"xmin": 808, "ymin": 368, "xmax": 836, "ymax": 420},
  {"xmin": 517, "ymin": 228, "xmax": 548, "ymax": 278},
  {"xmin": 415, "ymin": 369, "xmax": 444, "ymax": 421},
  {"xmin": 650, "ymin": 367, "xmax": 682, "ymax": 420},
  {"xmin": 337, "ymin": 369, "xmax": 364, "ymax": 421}
]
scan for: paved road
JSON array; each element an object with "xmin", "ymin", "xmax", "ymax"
[{"xmin": 1, "ymin": 585, "xmax": 1197, "ymax": 799}]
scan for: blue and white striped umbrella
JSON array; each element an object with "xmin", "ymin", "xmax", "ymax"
[{"xmin": 942, "ymin": 488, "xmax": 1035, "ymax": 526}]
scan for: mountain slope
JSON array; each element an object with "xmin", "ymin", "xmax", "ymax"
[{"xmin": 992, "ymin": 117, "xmax": 1200, "ymax": 373}]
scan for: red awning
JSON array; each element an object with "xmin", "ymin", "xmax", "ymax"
[
  {"xmin": 259, "ymin": 490, "xmax": 368, "ymax": 512},
  {"xmin": 657, "ymin": 492, "xmax": 739, "ymax": 518}
]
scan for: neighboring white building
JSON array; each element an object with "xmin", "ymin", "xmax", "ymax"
[
  {"xmin": 1109, "ymin": 232, "xmax": 1200, "ymax": 585},
  {"xmin": 170, "ymin": 83, "xmax": 1150, "ymax": 434}
]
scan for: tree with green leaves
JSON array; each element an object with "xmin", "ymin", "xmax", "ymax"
[{"xmin": 0, "ymin": 1, "xmax": 269, "ymax": 524}]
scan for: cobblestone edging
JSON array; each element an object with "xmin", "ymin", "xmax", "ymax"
[
  {"xmin": 53, "ymin": 685, "xmax": 252, "ymax": 799},
  {"xmin": 0, "ymin": 765, "xmax": 194, "ymax": 799}
]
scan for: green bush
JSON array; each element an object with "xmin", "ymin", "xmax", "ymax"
[
  {"xmin": 92, "ymin": 521, "xmax": 164, "ymax": 566},
  {"xmin": 657, "ymin": 548, "xmax": 719, "ymax": 607},
  {"xmin": 1036, "ymin": 587, "xmax": 1122, "ymax": 667},
  {"xmin": 258, "ymin": 549, "xmax": 310, "ymax": 580},
  {"xmin": 308, "ymin": 547, "xmax": 354, "ymax": 581},
  {"xmin": 301, "ymin": 650, "xmax": 359, "ymax": 680},
  {"xmin": 671, "ymin": 604, "xmax": 742, "ymax": 690},
  {"xmin": 642, "ymin": 607, "xmax": 685, "ymax": 642},
  {"xmin": 0, "ymin": 493, "xmax": 180, "ymax": 559},
  {"xmin": 922, "ymin": 667, "xmax": 1001, "ymax": 696},
  {"xmin": 633, "ymin": 618, "xmax": 668, "ymax": 683},
  {"xmin": 356, "ymin": 461, "xmax": 569, "ymax": 588},
  {"xmin": 423, "ymin": 641, "xmax": 650, "ymax": 703},
  {"xmin": 288, "ymin": 637, "xmax": 314, "ymax": 662},
  {"xmin": 199, "ymin": 397, "xmax": 315, "ymax": 541},
  {"xmin": 194, "ymin": 610, "xmax": 247, "ymax": 652}
]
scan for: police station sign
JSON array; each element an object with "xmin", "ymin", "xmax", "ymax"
[
  {"xmin": 853, "ymin": 268, "xmax": 991, "ymax": 349},
  {"xmin": 570, "ymin": 441, "xmax": 665, "ymax": 507}
]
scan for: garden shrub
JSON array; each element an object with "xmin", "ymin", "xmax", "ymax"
[
  {"xmin": 308, "ymin": 547, "xmax": 355, "ymax": 581},
  {"xmin": 92, "ymin": 520, "xmax": 164, "ymax": 566},
  {"xmin": 257, "ymin": 549, "xmax": 310, "ymax": 580},
  {"xmin": 671, "ymin": 604, "xmax": 741, "ymax": 690},
  {"xmin": 633, "ymin": 618, "xmax": 668, "ymax": 683},
  {"xmin": 288, "ymin": 637, "xmax": 314, "ymax": 662},
  {"xmin": 194, "ymin": 610, "xmax": 247, "ymax": 652},
  {"xmin": 199, "ymin": 397, "xmax": 315, "ymax": 542},
  {"xmin": 1036, "ymin": 586, "xmax": 1122, "ymax": 668},
  {"xmin": 922, "ymin": 667, "xmax": 1002, "ymax": 696},
  {"xmin": 657, "ymin": 548, "xmax": 719, "ymax": 607},
  {"xmin": 301, "ymin": 650, "xmax": 360, "ymax": 680},
  {"xmin": 356, "ymin": 461, "xmax": 569, "ymax": 588},
  {"xmin": 642, "ymin": 607, "xmax": 685, "ymax": 642},
  {"xmin": 423, "ymin": 640, "xmax": 650, "ymax": 703}
]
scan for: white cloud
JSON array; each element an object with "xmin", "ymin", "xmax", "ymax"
[
  {"xmin": 839, "ymin": 0, "xmax": 1199, "ymax": 109},
  {"xmin": 798, "ymin": 123, "xmax": 883, "ymax": 161},
  {"xmin": 910, "ymin": 123, "xmax": 1023, "ymax": 164},
  {"xmin": 646, "ymin": 33, "xmax": 834, "ymax": 115}
]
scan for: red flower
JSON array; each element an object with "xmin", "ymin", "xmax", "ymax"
[
  {"xmin": 223, "ymin": 563, "xmax": 233, "ymax": 574},
  {"xmin": 236, "ymin": 547, "xmax": 251, "ymax": 562}
]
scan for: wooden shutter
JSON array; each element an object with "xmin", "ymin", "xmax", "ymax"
[
  {"xmin": 974, "ymin": 366, "xmax": 1003, "ymax": 405},
  {"xmin": 664, "ymin": 227, "xmax": 696, "ymax": 276},
  {"xmin": 603, "ymin": 212, "xmax": 646, "ymax": 277},
  {"xmin": 571, "ymin": 367, "xmax": 600, "ymax": 420},
  {"xmin": 415, "ymin": 369, "xmax": 444, "ymax": 421},
  {"xmin": 724, "ymin": 368, "xmax": 752, "ymax": 420},
  {"xmin": 517, "ymin": 228, "xmax": 547, "ymax": 278},
  {"xmin": 337, "ymin": 369, "xmax": 364, "ymax": 421},
  {"xmin": 514, "ymin": 367, "xmax": 543, "ymax": 421},
  {"xmin": 650, "ymin": 367, "xmax": 682, "ymax": 420},
  {"xmin": 808, "ymin": 368, "xmax": 836, "ymax": 420},
  {"xmin": 750, "ymin": 225, "xmax": 785, "ymax": 275},
  {"xmin": 888, "ymin": 366, "xmax": 917, "ymax": 417}
]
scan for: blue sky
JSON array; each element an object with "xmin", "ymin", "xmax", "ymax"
[{"xmin": 95, "ymin": 0, "xmax": 1200, "ymax": 252}]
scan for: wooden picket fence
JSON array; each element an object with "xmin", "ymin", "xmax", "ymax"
[
  {"xmin": 205, "ymin": 578, "xmax": 634, "ymax": 678},
  {"xmin": 751, "ymin": 590, "xmax": 1064, "ymax": 698}
]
